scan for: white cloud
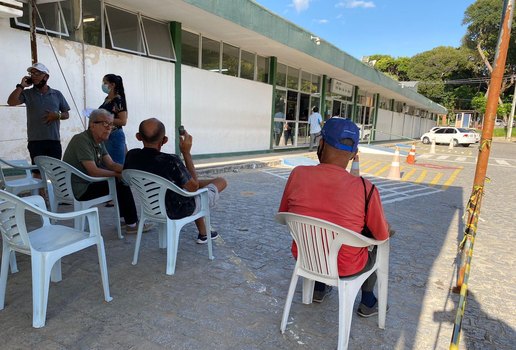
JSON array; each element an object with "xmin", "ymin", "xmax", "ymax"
[
  {"xmin": 316, "ymin": 19, "xmax": 329, "ymax": 24},
  {"xmin": 335, "ymin": 1, "xmax": 376, "ymax": 9},
  {"xmin": 292, "ymin": 0, "xmax": 310, "ymax": 13}
]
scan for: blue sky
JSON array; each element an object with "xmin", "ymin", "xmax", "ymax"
[{"xmin": 253, "ymin": 0, "xmax": 477, "ymax": 59}]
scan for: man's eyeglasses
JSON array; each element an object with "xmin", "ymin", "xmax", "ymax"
[
  {"xmin": 93, "ymin": 121, "xmax": 114, "ymax": 128},
  {"xmin": 29, "ymin": 71, "xmax": 44, "ymax": 77}
]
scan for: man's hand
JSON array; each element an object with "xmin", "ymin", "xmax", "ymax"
[
  {"xmin": 43, "ymin": 110, "xmax": 59, "ymax": 124},
  {"xmin": 21, "ymin": 76, "xmax": 32, "ymax": 88},
  {"xmin": 179, "ymin": 130, "xmax": 193, "ymax": 155}
]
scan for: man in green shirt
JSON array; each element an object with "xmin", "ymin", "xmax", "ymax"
[{"xmin": 63, "ymin": 109, "xmax": 149, "ymax": 234}]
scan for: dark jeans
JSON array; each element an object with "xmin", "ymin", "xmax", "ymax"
[
  {"xmin": 315, "ymin": 247, "xmax": 377, "ymax": 292},
  {"xmin": 79, "ymin": 179, "xmax": 138, "ymax": 225},
  {"xmin": 28, "ymin": 140, "xmax": 62, "ymax": 174}
]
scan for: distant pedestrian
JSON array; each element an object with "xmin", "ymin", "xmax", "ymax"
[
  {"xmin": 308, "ymin": 106, "xmax": 323, "ymax": 151},
  {"xmin": 7, "ymin": 62, "xmax": 70, "ymax": 171}
]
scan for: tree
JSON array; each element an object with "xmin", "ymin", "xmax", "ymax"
[
  {"xmin": 462, "ymin": 0, "xmax": 516, "ymax": 92},
  {"xmin": 406, "ymin": 46, "xmax": 479, "ymax": 110},
  {"xmin": 367, "ymin": 54, "xmax": 411, "ymax": 81}
]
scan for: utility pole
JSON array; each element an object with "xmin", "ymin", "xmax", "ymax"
[
  {"xmin": 29, "ymin": 0, "xmax": 38, "ymax": 63},
  {"xmin": 450, "ymin": 1, "xmax": 514, "ymax": 349}
]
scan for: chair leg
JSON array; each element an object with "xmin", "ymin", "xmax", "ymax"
[
  {"xmin": 9, "ymin": 251, "xmax": 18, "ymax": 274},
  {"xmin": 377, "ymin": 244, "xmax": 389, "ymax": 329},
  {"xmin": 0, "ymin": 245, "xmax": 11, "ymax": 309},
  {"xmin": 158, "ymin": 223, "xmax": 166, "ymax": 249},
  {"xmin": 302, "ymin": 278, "xmax": 315, "ymax": 304},
  {"xmin": 113, "ymin": 196, "xmax": 123, "ymax": 240},
  {"xmin": 132, "ymin": 219, "xmax": 145, "ymax": 266},
  {"xmin": 337, "ymin": 282, "xmax": 361, "ymax": 350},
  {"xmin": 31, "ymin": 254, "xmax": 51, "ymax": 328},
  {"xmin": 50, "ymin": 258, "xmax": 62, "ymax": 282},
  {"xmin": 96, "ymin": 239, "xmax": 113, "ymax": 302},
  {"xmin": 204, "ymin": 214, "xmax": 214, "ymax": 260},
  {"xmin": 280, "ymin": 271, "xmax": 299, "ymax": 333},
  {"xmin": 165, "ymin": 224, "xmax": 179, "ymax": 276}
]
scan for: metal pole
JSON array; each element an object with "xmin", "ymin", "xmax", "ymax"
[
  {"xmin": 30, "ymin": 0, "xmax": 38, "ymax": 63},
  {"xmin": 507, "ymin": 76, "xmax": 516, "ymax": 141},
  {"xmin": 450, "ymin": 1, "xmax": 514, "ymax": 348}
]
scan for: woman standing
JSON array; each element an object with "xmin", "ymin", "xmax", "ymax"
[{"xmin": 99, "ymin": 74, "xmax": 128, "ymax": 164}]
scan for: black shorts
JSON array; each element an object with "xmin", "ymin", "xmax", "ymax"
[{"xmin": 27, "ymin": 140, "xmax": 62, "ymax": 173}]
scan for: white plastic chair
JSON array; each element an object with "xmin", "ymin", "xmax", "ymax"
[
  {"xmin": 0, "ymin": 158, "xmax": 55, "ymax": 274},
  {"xmin": 122, "ymin": 169, "xmax": 213, "ymax": 275},
  {"xmin": 34, "ymin": 156, "xmax": 123, "ymax": 239},
  {"xmin": 276, "ymin": 212, "xmax": 390, "ymax": 350},
  {"xmin": 0, "ymin": 190, "xmax": 113, "ymax": 328}
]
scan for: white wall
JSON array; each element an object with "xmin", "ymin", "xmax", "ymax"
[
  {"xmin": 376, "ymin": 109, "xmax": 394, "ymax": 141},
  {"xmin": 376, "ymin": 107, "xmax": 437, "ymax": 141},
  {"xmin": 0, "ymin": 20, "xmax": 176, "ymax": 159},
  {"xmin": 182, "ymin": 65, "xmax": 273, "ymax": 155}
]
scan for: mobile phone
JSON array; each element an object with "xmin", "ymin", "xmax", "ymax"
[
  {"xmin": 26, "ymin": 77, "xmax": 33, "ymax": 85},
  {"xmin": 178, "ymin": 125, "xmax": 185, "ymax": 136}
]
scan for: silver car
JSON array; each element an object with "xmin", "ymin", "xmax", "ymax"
[{"xmin": 420, "ymin": 127, "xmax": 479, "ymax": 147}]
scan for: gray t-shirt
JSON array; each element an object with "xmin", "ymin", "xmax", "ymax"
[
  {"xmin": 63, "ymin": 129, "xmax": 108, "ymax": 198},
  {"xmin": 19, "ymin": 86, "xmax": 70, "ymax": 141}
]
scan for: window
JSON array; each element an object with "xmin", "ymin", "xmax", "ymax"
[
  {"xmin": 256, "ymin": 55, "xmax": 269, "ymax": 83},
  {"xmin": 142, "ymin": 17, "xmax": 175, "ymax": 60},
  {"xmin": 301, "ymin": 71, "xmax": 311, "ymax": 93},
  {"xmin": 287, "ymin": 67, "xmax": 299, "ymax": 90},
  {"xmin": 82, "ymin": 0, "xmax": 102, "ymax": 47},
  {"xmin": 276, "ymin": 63, "xmax": 287, "ymax": 87},
  {"xmin": 222, "ymin": 42, "xmax": 239, "ymax": 76},
  {"xmin": 240, "ymin": 50, "xmax": 255, "ymax": 80},
  {"xmin": 379, "ymin": 97, "xmax": 390, "ymax": 110},
  {"xmin": 105, "ymin": 5, "xmax": 145, "ymax": 54},
  {"xmin": 311, "ymin": 74, "xmax": 320, "ymax": 94},
  {"xmin": 14, "ymin": 1, "xmax": 69, "ymax": 36},
  {"xmin": 202, "ymin": 36, "xmax": 220, "ymax": 72},
  {"xmin": 182, "ymin": 30, "xmax": 199, "ymax": 67}
]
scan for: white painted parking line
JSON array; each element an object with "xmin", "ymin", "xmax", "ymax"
[
  {"xmin": 436, "ymin": 155, "xmax": 450, "ymax": 160},
  {"xmin": 495, "ymin": 159, "xmax": 510, "ymax": 166},
  {"xmin": 418, "ymin": 154, "xmax": 433, "ymax": 159},
  {"xmin": 455, "ymin": 157, "xmax": 467, "ymax": 162}
]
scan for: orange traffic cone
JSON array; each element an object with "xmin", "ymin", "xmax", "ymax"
[
  {"xmin": 387, "ymin": 147, "xmax": 401, "ymax": 180},
  {"xmin": 406, "ymin": 143, "xmax": 416, "ymax": 164},
  {"xmin": 350, "ymin": 154, "xmax": 360, "ymax": 176}
]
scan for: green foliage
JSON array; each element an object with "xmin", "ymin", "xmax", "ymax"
[
  {"xmin": 462, "ymin": 0, "xmax": 516, "ymax": 72},
  {"xmin": 368, "ymin": 54, "xmax": 410, "ymax": 81},
  {"xmin": 471, "ymin": 94, "xmax": 487, "ymax": 113}
]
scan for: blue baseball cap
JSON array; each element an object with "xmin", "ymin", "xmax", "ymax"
[{"xmin": 321, "ymin": 117, "xmax": 360, "ymax": 153}]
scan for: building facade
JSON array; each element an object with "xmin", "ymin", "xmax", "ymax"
[{"xmin": 0, "ymin": 0, "xmax": 446, "ymax": 159}]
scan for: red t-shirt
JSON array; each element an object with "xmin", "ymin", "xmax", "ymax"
[{"xmin": 278, "ymin": 163, "xmax": 389, "ymax": 276}]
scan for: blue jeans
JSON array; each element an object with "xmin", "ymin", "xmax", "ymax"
[{"xmin": 105, "ymin": 128, "xmax": 126, "ymax": 164}]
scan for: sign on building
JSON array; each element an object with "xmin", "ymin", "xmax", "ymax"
[{"xmin": 330, "ymin": 79, "xmax": 353, "ymax": 97}]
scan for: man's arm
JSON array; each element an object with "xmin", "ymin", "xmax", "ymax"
[
  {"xmin": 179, "ymin": 131, "xmax": 200, "ymax": 192},
  {"xmin": 7, "ymin": 82, "xmax": 26, "ymax": 106},
  {"xmin": 81, "ymin": 159, "xmax": 120, "ymax": 179}
]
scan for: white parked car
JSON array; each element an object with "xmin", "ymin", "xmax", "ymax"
[{"xmin": 420, "ymin": 127, "xmax": 479, "ymax": 147}]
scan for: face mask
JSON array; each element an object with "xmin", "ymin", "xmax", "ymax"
[
  {"xmin": 102, "ymin": 83, "xmax": 110, "ymax": 94},
  {"xmin": 35, "ymin": 79, "xmax": 47, "ymax": 89}
]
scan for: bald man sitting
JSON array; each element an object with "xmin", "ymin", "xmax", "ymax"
[{"xmin": 124, "ymin": 118, "xmax": 227, "ymax": 244}]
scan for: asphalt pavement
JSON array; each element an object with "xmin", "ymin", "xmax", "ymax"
[{"xmin": 1, "ymin": 140, "xmax": 515, "ymax": 349}]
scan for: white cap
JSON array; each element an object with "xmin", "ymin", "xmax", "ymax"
[{"xmin": 27, "ymin": 62, "xmax": 50, "ymax": 75}]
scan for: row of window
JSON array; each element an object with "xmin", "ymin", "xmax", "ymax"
[
  {"xmin": 181, "ymin": 30, "xmax": 269, "ymax": 83},
  {"xmin": 11, "ymin": 0, "xmax": 437, "ymax": 120}
]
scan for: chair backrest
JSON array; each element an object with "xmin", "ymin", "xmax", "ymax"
[
  {"xmin": 34, "ymin": 156, "xmax": 77, "ymax": 203},
  {"xmin": 0, "ymin": 158, "xmax": 33, "ymax": 188},
  {"xmin": 122, "ymin": 169, "xmax": 176, "ymax": 220},
  {"xmin": 0, "ymin": 190, "xmax": 34, "ymax": 254},
  {"xmin": 276, "ymin": 212, "xmax": 383, "ymax": 280}
]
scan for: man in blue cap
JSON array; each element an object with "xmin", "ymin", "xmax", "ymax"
[{"xmin": 279, "ymin": 117, "xmax": 392, "ymax": 316}]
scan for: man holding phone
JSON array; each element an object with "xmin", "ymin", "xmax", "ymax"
[
  {"xmin": 124, "ymin": 118, "xmax": 227, "ymax": 243},
  {"xmin": 7, "ymin": 62, "xmax": 70, "ymax": 169}
]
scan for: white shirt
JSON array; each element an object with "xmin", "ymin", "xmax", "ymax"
[{"xmin": 308, "ymin": 112, "xmax": 322, "ymax": 133}]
